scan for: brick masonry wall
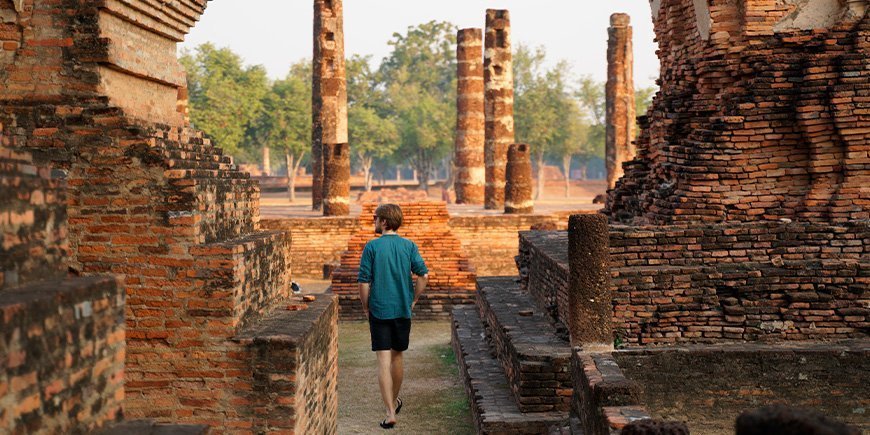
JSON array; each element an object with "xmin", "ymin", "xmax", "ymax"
[
  {"xmin": 519, "ymin": 221, "xmax": 868, "ymax": 346},
  {"xmin": 570, "ymin": 350, "xmax": 649, "ymax": 435},
  {"xmin": 262, "ymin": 216, "xmax": 360, "ymax": 278},
  {"xmin": 614, "ymin": 341, "xmax": 870, "ymax": 434},
  {"xmin": 0, "ymin": 276, "xmax": 125, "ymax": 433},
  {"xmin": 606, "ymin": 1, "xmax": 869, "ymax": 225},
  {"xmin": 0, "ymin": 140, "xmax": 67, "ymax": 290}
]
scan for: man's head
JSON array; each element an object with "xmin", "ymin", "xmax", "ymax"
[{"xmin": 374, "ymin": 204, "xmax": 403, "ymax": 234}]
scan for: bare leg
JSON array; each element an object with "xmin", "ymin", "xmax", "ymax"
[
  {"xmin": 376, "ymin": 350, "xmax": 397, "ymax": 423},
  {"xmin": 391, "ymin": 350, "xmax": 404, "ymax": 407}
]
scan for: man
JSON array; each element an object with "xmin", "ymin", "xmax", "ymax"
[{"xmin": 357, "ymin": 204, "xmax": 429, "ymax": 429}]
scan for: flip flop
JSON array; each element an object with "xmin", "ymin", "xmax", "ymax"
[
  {"xmin": 395, "ymin": 397, "xmax": 403, "ymax": 415},
  {"xmin": 380, "ymin": 419, "xmax": 396, "ymax": 429}
]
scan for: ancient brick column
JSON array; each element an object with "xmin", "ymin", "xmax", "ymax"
[
  {"xmin": 568, "ymin": 214, "xmax": 612, "ymax": 346},
  {"xmin": 455, "ymin": 28, "xmax": 485, "ymax": 205},
  {"xmin": 605, "ymin": 13, "xmax": 636, "ymax": 190},
  {"xmin": 484, "ymin": 9, "xmax": 515, "ymax": 210},
  {"xmin": 313, "ymin": 0, "xmax": 348, "ymax": 211},
  {"xmin": 323, "ymin": 143, "xmax": 350, "ymax": 216},
  {"xmin": 505, "ymin": 143, "xmax": 533, "ymax": 214}
]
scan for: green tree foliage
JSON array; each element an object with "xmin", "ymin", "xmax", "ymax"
[
  {"xmin": 179, "ymin": 43, "xmax": 268, "ymax": 156},
  {"xmin": 377, "ymin": 21, "xmax": 457, "ymax": 191},
  {"xmin": 515, "ymin": 45, "xmax": 592, "ymax": 198},
  {"xmin": 247, "ymin": 61, "xmax": 312, "ymax": 201},
  {"xmin": 635, "ymin": 86, "xmax": 656, "ymax": 118}
]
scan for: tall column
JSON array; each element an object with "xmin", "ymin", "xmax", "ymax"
[
  {"xmin": 605, "ymin": 13, "xmax": 636, "ymax": 190},
  {"xmin": 313, "ymin": 0, "xmax": 348, "ymax": 211},
  {"xmin": 484, "ymin": 9, "xmax": 515, "ymax": 210},
  {"xmin": 454, "ymin": 28, "xmax": 486, "ymax": 205},
  {"xmin": 323, "ymin": 143, "xmax": 350, "ymax": 216},
  {"xmin": 505, "ymin": 143, "xmax": 533, "ymax": 214}
]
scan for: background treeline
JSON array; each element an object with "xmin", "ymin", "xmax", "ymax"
[{"xmin": 180, "ymin": 21, "xmax": 656, "ymax": 199}]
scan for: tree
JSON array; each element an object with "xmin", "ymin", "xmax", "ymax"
[
  {"xmin": 248, "ymin": 62, "xmax": 311, "ymax": 201},
  {"xmin": 635, "ymin": 86, "xmax": 657, "ymax": 119},
  {"xmin": 180, "ymin": 43, "xmax": 268, "ymax": 156},
  {"xmin": 349, "ymin": 105, "xmax": 399, "ymax": 191},
  {"xmin": 575, "ymin": 76, "xmax": 607, "ymax": 180},
  {"xmin": 377, "ymin": 21, "xmax": 457, "ymax": 191}
]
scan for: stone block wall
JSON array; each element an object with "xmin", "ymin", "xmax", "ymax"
[
  {"xmin": 0, "ymin": 276, "xmax": 125, "ymax": 434},
  {"xmin": 614, "ymin": 341, "xmax": 870, "ymax": 434},
  {"xmin": 331, "ymin": 202, "xmax": 477, "ymax": 319},
  {"xmin": 518, "ymin": 220, "xmax": 868, "ymax": 346},
  {"xmin": 607, "ymin": 1, "xmax": 870, "ymax": 225}
]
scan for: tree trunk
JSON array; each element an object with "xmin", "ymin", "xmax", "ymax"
[
  {"xmin": 578, "ymin": 162, "xmax": 588, "ymax": 181},
  {"xmin": 562, "ymin": 154, "xmax": 572, "ymax": 198},
  {"xmin": 263, "ymin": 146, "xmax": 271, "ymax": 176},
  {"xmin": 286, "ymin": 153, "xmax": 295, "ymax": 202},
  {"xmin": 362, "ymin": 156, "xmax": 373, "ymax": 191},
  {"xmin": 535, "ymin": 150, "xmax": 545, "ymax": 200}
]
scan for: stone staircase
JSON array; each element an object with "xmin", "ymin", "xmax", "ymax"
[{"xmin": 451, "ymin": 276, "xmax": 573, "ymax": 433}]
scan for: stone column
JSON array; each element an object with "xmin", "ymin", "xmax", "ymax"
[
  {"xmin": 505, "ymin": 143, "xmax": 533, "ymax": 214},
  {"xmin": 323, "ymin": 143, "xmax": 350, "ymax": 216},
  {"xmin": 605, "ymin": 13, "xmax": 635, "ymax": 190},
  {"xmin": 484, "ymin": 9, "xmax": 515, "ymax": 210},
  {"xmin": 313, "ymin": 0, "xmax": 348, "ymax": 211},
  {"xmin": 455, "ymin": 28, "xmax": 485, "ymax": 205},
  {"xmin": 568, "ymin": 214, "xmax": 612, "ymax": 346}
]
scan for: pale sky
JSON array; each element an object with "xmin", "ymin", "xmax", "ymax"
[{"xmin": 181, "ymin": 1, "xmax": 659, "ymax": 89}]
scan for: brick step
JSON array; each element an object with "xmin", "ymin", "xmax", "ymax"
[
  {"xmin": 476, "ymin": 276, "xmax": 573, "ymax": 413},
  {"xmin": 164, "ymin": 148, "xmax": 234, "ymax": 166},
  {"xmin": 451, "ymin": 306, "xmax": 569, "ymax": 434},
  {"xmin": 165, "ymin": 168, "xmax": 252, "ymax": 180},
  {"xmin": 97, "ymin": 420, "xmax": 209, "ymax": 434}
]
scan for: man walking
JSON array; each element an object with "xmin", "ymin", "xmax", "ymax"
[{"xmin": 358, "ymin": 204, "xmax": 429, "ymax": 429}]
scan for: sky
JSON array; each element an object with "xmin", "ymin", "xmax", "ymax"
[{"xmin": 181, "ymin": 1, "xmax": 659, "ymax": 89}]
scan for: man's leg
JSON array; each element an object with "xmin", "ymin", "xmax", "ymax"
[
  {"xmin": 376, "ymin": 350, "xmax": 397, "ymax": 423},
  {"xmin": 391, "ymin": 350, "xmax": 403, "ymax": 405}
]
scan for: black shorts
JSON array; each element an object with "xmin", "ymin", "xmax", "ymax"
[{"xmin": 369, "ymin": 314, "xmax": 412, "ymax": 352}]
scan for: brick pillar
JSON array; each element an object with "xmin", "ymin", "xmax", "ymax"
[
  {"xmin": 323, "ymin": 143, "xmax": 350, "ymax": 216},
  {"xmin": 455, "ymin": 28, "xmax": 485, "ymax": 205},
  {"xmin": 568, "ymin": 214, "xmax": 612, "ymax": 346},
  {"xmin": 605, "ymin": 13, "xmax": 635, "ymax": 190},
  {"xmin": 313, "ymin": 0, "xmax": 348, "ymax": 211},
  {"xmin": 484, "ymin": 9, "xmax": 515, "ymax": 210},
  {"xmin": 505, "ymin": 143, "xmax": 533, "ymax": 214}
]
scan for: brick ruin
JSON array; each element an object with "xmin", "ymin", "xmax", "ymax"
[
  {"xmin": 312, "ymin": 0, "xmax": 349, "ymax": 215},
  {"xmin": 330, "ymin": 202, "xmax": 477, "ymax": 319},
  {"xmin": 455, "ymin": 28, "xmax": 486, "ymax": 205},
  {"xmin": 0, "ymin": 0, "xmax": 337, "ymax": 432},
  {"xmin": 504, "ymin": 143, "xmax": 533, "ymax": 214},
  {"xmin": 605, "ymin": 13, "xmax": 636, "ymax": 190},
  {"xmin": 607, "ymin": 0, "xmax": 870, "ymax": 224},
  {"xmin": 483, "ymin": 9, "xmax": 515, "ymax": 210},
  {"xmin": 451, "ymin": 1, "xmax": 868, "ymax": 434}
]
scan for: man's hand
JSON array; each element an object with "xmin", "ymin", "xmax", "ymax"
[
  {"xmin": 359, "ymin": 283, "xmax": 370, "ymax": 318},
  {"xmin": 412, "ymin": 274, "xmax": 429, "ymax": 311}
]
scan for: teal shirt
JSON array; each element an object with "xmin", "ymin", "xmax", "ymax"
[{"xmin": 357, "ymin": 234, "xmax": 429, "ymax": 319}]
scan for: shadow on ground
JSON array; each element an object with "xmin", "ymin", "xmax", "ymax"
[{"xmin": 338, "ymin": 320, "xmax": 474, "ymax": 434}]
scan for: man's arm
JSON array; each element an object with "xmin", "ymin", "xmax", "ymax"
[
  {"xmin": 412, "ymin": 274, "xmax": 428, "ymax": 309},
  {"xmin": 358, "ymin": 282, "xmax": 370, "ymax": 316}
]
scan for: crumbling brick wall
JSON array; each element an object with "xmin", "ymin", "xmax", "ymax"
[
  {"xmin": 519, "ymin": 221, "xmax": 868, "ymax": 346},
  {"xmin": 607, "ymin": 0, "xmax": 869, "ymax": 224}
]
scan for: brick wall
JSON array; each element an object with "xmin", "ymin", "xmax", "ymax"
[
  {"xmin": 615, "ymin": 341, "xmax": 870, "ymax": 434},
  {"xmin": 262, "ymin": 211, "xmax": 579, "ymax": 279},
  {"xmin": 606, "ymin": 1, "xmax": 869, "ymax": 224},
  {"xmin": 262, "ymin": 216, "xmax": 360, "ymax": 278},
  {"xmin": 519, "ymin": 220, "xmax": 868, "ymax": 346},
  {"xmin": 570, "ymin": 350, "xmax": 649, "ymax": 435},
  {"xmin": 0, "ymin": 276, "xmax": 125, "ymax": 433}
]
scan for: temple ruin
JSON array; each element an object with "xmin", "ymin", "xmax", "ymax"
[
  {"xmin": 605, "ymin": 13, "xmax": 636, "ymax": 189},
  {"xmin": 313, "ymin": 0, "xmax": 349, "ymax": 215},
  {"xmin": 483, "ymin": 9, "xmax": 515, "ymax": 210},
  {"xmin": 455, "ymin": 28, "xmax": 486, "ymax": 205}
]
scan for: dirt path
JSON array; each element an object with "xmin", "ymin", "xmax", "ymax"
[{"xmin": 338, "ymin": 320, "xmax": 474, "ymax": 434}]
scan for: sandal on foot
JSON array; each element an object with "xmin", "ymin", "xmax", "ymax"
[
  {"xmin": 395, "ymin": 397, "xmax": 403, "ymax": 415},
  {"xmin": 380, "ymin": 419, "xmax": 396, "ymax": 429}
]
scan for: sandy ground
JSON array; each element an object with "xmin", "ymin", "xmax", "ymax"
[{"xmin": 337, "ymin": 320, "xmax": 474, "ymax": 434}]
